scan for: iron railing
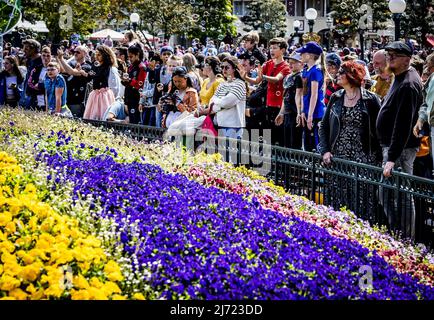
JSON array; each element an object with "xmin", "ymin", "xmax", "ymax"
[{"xmin": 82, "ymin": 119, "xmax": 434, "ymax": 249}]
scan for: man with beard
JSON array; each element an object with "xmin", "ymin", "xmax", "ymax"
[{"xmin": 371, "ymin": 50, "xmax": 395, "ymax": 99}]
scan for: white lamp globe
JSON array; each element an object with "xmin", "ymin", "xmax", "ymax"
[
  {"xmin": 130, "ymin": 12, "xmax": 140, "ymax": 23},
  {"xmin": 388, "ymin": 0, "xmax": 406, "ymax": 14},
  {"xmin": 293, "ymin": 20, "xmax": 301, "ymax": 29},
  {"xmin": 305, "ymin": 8, "xmax": 318, "ymax": 21}
]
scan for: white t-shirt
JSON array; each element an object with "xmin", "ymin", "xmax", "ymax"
[
  {"xmin": 5, "ymin": 76, "xmax": 17, "ymax": 98},
  {"xmin": 37, "ymin": 67, "xmax": 47, "ymax": 107}
]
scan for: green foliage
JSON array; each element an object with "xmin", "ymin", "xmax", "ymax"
[
  {"xmin": 240, "ymin": 0, "xmax": 287, "ymax": 42},
  {"xmin": 20, "ymin": 0, "xmax": 111, "ymax": 42},
  {"xmin": 184, "ymin": 0, "xmax": 237, "ymax": 40},
  {"xmin": 330, "ymin": 0, "xmax": 390, "ymax": 35},
  {"xmin": 133, "ymin": 0, "xmax": 195, "ymax": 40},
  {"xmin": 0, "ymin": 0, "xmax": 21, "ymax": 35},
  {"xmin": 400, "ymin": 0, "xmax": 434, "ymax": 46}
]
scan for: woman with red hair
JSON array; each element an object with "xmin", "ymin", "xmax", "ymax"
[
  {"xmin": 318, "ymin": 60, "xmax": 382, "ymax": 212},
  {"xmin": 319, "ymin": 60, "xmax": 382, "ymax": 165}
]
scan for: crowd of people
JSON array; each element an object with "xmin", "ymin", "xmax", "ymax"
[{"xmin": 1, "ymin": 30, "xmax": 434, "ymax": 183}]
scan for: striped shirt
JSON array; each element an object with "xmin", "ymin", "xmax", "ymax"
[{"xmin": 213, "ymin": 78, "xmax": 246, "ymax": 102}]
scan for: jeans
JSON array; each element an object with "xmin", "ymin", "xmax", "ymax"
[
  {"xmin": 303, "ymin": 118, "xmax": 321, "ymax": 152},
  {"xmin": 379, "ymin": 146, "xmax": 418, "ymax": 240},
  {"xmin": 141, "ymin": 107, "xmax": 156, "ymax": 126},
  {"xmin": 219, "ymin": 127, "xmax": 243, "ymax": 139},
  {"xmin": 155, "ymin": 109, "xmax": 163, "ymax": 128}
]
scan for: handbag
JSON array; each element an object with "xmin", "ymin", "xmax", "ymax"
[{"xmin": 200, "ymin": 104, "xmax": 218, "ymax": 137}]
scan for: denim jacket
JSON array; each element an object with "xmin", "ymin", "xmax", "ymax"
[{"xmin": 318, "ymin": 88, "xmax": 382, "ymax": 159}]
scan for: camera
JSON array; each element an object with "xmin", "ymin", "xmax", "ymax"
[{"xmin": 159, "ymin": 92, "xmax": 181, "ymax": 114}]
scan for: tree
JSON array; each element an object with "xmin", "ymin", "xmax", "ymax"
[
  {"xmin": 133, "ymin": 0, "xmax": 195, "ymax": 41},
  {"xmin": 400, "ymin": 0, "xmax": 434, "ymax": 48},
  {"xmin": 1, "ymin": 0, "xmax": 21, "ymax": 35},
  {"xmin": 330, "ymin": 0, "xmax": 390, "ymax": 35},
  {"xmin": 183, "ymin": 0, "xmax": 237, "ymax": 41},
  {"xmin": 20, "ymin": 0, "xmax": 111, "ymax": 42},
  {"xmin": 240, "ymin": 0, "xmax": 287, "ymax": 42}
]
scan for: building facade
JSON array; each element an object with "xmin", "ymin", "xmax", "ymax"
[{"xmin": 233, "ymin": 0, "xmax": 332, "ymax": 37}]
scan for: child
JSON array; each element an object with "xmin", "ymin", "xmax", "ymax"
[
  {"xmin": 44, "ymin": 61, "xmax": 72, "ymax": 117},
  {"xmin": 297, "ymin": 42, "xmax": 327, "ymax": 152}
]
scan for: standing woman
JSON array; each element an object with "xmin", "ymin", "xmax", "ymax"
[
  {"xmin": 297, "ymin": 42, "xmax": 327, "ymax": 151},
  {"xmin": 0, "ymin": 56, "xmax": 24, "ymax": 107},
  {"xmin": 207, "ymin": 56, "xmax": 247, "ymax": 139},
  {"xmin": 318, "ymin": 60, "xmax": 381, "ymax": 211},
  {"xmin": 319, "ymin": 60, "xmax": 381, "ymax": 165},
  {"xmin": 58, "ymin": 45, "xmax": 119, "ymax": 120}
]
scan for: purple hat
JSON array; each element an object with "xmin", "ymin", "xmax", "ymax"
[{"xmin": 296, "ymin": 42, "xmax": 323, "ymax": 56}]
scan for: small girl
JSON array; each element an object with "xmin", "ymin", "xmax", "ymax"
[{"xmin": 296, "ymin": 41, "xmax": 328, "ymax": 152}]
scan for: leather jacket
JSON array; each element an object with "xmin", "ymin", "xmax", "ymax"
[{"xmin": 318, "ymin": 88, "xmax": 382, "ymax": 159}]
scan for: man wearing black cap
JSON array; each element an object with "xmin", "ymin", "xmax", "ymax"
[
  {"xmin": 20, "ymin": 39, "xmax": 43, "ymax": 109},
  {"xmin": 376, "ymin": 41, "xmax": 423, "ymax": 239}
]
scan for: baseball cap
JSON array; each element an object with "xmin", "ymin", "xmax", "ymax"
[
  {"xmin": 326, "ymin": 53, "xmax": 342, "ymax": 68},
  {"xmin": 385, "ymin": 41, "xmax": 413, "ymax": 57},
  {"xmin": 160, "ymin": 45, "xmax": 174, "ymax": 55},
  {"xmin": 288, "ymin": 52, "xmax": 302, "ymax": 63},
  {"xmin": 296, "ymin": 42, "xmax": 323, "ymax": 56}
]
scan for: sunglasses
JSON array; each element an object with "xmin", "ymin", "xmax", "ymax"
[
  {"xmin": 221, "ymin": 65, "xmax": 232, "ymax": 70},
  {"xmin": 337, "ymin": 69, "xmax": 347, "ymax": 75},
  {"xmin": 46, "ymin": 68, "xmax": 57, "ymax": 71},
  {"xmin": 74, "ymin": 51, "xmax": 81, "ymax": 54}
]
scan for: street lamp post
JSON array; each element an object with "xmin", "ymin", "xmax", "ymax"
[
  {"xmin": 130, "ymin": 12, "xmax": 140, "ymax": 32},
  {"xmin": 305, "ymin": 8, "xmax": 318, "ymax": 34},
  {"xmin": 389, "ymin": 0, "xmax": 406, "ymax": 41},
  {"xmin": 293, "ymin": 20, "xmax": 301, "ymax": 45},
  {"xmin": 326, "ymin": 17, "xmax": 333, "ymax": 52}
]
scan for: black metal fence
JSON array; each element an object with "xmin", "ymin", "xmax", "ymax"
[{"xmin": 82, "ymin": 119, "xmax": 434, "ymax": 249}]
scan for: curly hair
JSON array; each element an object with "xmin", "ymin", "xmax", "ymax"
[
  {"xmin": 95, "ymin": 45, "xmax": 118, "ymax": 68},
  {"xmin": 340, "ymin": 60, "xmax": 366, "ymax": 88}
]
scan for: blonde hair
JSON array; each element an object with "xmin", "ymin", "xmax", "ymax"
[{"xmin": 168, "ymin": 55, "xmax": 183, "ymax": 66}]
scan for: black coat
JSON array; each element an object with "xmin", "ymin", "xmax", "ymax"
[{"xmin": 318, "ymin": 88, "xmax": 382, "ymax": 160}]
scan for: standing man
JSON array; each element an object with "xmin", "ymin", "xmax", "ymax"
[
  {"xmin": 63, "ymin": 45, "xmax": 92, "ymax": 118},
  {"xmin": 376, "ymin": 41, "xmax": 423, "ymax": 239},
  {"xmin": 20, "ymin": 39, "xmax": 43, "ymax": 109},
  {"xmin": 371, "ymin": 50, "xmax": 395, "ymax": 99}
]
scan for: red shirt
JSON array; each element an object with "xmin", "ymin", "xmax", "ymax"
[{"xmin": 262, "ymin": 59, "xmax": 291, "ymax": 107}]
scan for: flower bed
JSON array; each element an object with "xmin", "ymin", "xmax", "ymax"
[
  {"xmin": 0, "ymin": 152, "xmax": 130, "ymax": 300},
  {"xmin": 1, "ymin": 108, "xmax": 434, "ymax": 299}
]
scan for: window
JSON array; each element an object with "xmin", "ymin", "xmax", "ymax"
[{"xmin": 233, "ymin": 1, "xmax": 244, "ymax": 16}]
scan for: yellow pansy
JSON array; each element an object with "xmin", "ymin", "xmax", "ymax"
[
  {"xmin": 0, "ymin": 274, "xmax": 21, "ymax": 291},
  {"xmin": 5, "ymin": 221, "xmax": 16, "ymax": 234},
  {"xmin": 101, "ymin": 282, "xmax": 122, "ymax": 296},
  {"xmin": 0, "ymin": 211, "xmax": 12, "ymax": 226},
  {"xmin": 0, "ymin": 240, "xmax": 15, "ymax": 253},
  {"xmin": 44, "ymin": 283, "xmax": 64, "ymax": 298},
  {"xmin": 111, "ymin": 294, "xmax": 127, "ymax": 300},
  {"xmin": 88, "ymin": 287, "xmax": 108, "ymax": 300},
  {"xmin": 104, "ymin": 261, "xmax": 124, "ymax": 282},
  {"xmin": 89, "ymin": 277, "xmax": 104, "ymax": 289},
  {"xmin": 19, "ymin": 263, "xmax": 42, "ymax": 282},
  {"xmin": 132, "ymin": 293, "xmax": 145, "ymax": 300},
  {"xmin": 9, "ymin": 288, "xmax": 28, "ymax": 300},
  {"xmin": 73, "ymin": 274, "xmax": 90, "ymax": 290},
  {"xmin": 71, "ymin": 289, "xmax": 90, "ymax": 300}
]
